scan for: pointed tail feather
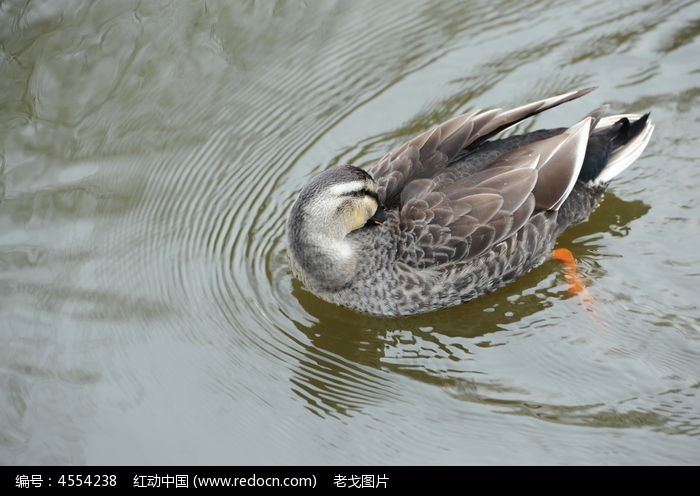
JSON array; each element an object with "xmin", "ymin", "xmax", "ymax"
[{"xmin": 583, "ymin": 113, "xmax": 654, "ymax": 184}]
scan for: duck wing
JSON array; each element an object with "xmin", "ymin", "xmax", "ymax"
[
  {"xmin": 397, "ymin": 117, "xmax": 593, "ymax": 268},
  {"xmin": 368, "ymin": 87, "xmax": 596, "ymax": 208}
]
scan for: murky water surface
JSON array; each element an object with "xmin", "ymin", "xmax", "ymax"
[{"xmin": 1, "ymin": 0, "xmax": 699, "ymax": 464}]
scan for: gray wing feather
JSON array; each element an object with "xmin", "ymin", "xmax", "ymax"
[
  {"xmin": 397, "ymin": 114, "xmax": 593, "ymax": 268},
  {"xmin": 399, "ymin": 152, "xmax": 539, "ymax": 268},
  {"xmin": 491, "ymin": 116, "xmax": 592, "ymax": 210},
  {"xmin": 369, "ymin": 87, "xmax": 596, "ymax": 207},
  {"xmin": 370, "ymin": 88, "xmax": 598, "ymax": 268}
]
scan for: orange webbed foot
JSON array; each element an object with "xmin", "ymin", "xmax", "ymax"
[
  {"xmin": 552, "ymin": 248, "xmax": 586, "ymax": 295},
  {"xmin": 552, "ymin": 248, "xmax": 606, "ymax": 329}
]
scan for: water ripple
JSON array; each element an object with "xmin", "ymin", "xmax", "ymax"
[{"xmin": 2, "ymin": 0, "xmax": 700, "ymax": 464}]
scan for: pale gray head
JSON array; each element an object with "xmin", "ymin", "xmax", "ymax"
[{"xmin": 287, "ymin": 165, "xmax": 385, "ymax": 291}]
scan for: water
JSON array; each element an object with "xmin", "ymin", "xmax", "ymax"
[{"xmin": 1, "ymin": 0, "xmax": 699, "ymax": 465}]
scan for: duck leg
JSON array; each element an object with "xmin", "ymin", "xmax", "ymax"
[{"xmin": 552, "ymin": 248, "xmax": 586, "ymax": 295}]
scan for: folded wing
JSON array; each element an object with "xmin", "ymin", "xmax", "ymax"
[
  {"xmin": 368, "ymin": 87, "xmax": 596, "ymax": 207},
  {"xmin": 398, "ymin": 116, "xmax": 593, "ymax": 268}
]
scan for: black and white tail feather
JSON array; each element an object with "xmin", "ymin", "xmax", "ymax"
[{"xmin": 587, "ymin": 113, "xmax": 653, "ymax": 184}]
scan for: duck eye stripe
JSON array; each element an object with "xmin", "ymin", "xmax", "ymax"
[
  {"xmin": 339, "ymin": 189, "xmax": 378, "ymax": 200},
  {"xmin": 364, "ymin": 190, "xmax": 379, "ymax": 201}
]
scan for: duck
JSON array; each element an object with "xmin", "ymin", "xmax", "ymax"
[{"xmin": 287, "ymin": 88, "xmax": 654, "ymax": 316}]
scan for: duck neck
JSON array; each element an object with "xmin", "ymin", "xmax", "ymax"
[{"xmin": 287, "ymin": 216, "xmax": 357, "ymax": 292}]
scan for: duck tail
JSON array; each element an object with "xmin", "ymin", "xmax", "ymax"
[{"xmin": 579, "ymin": 112, "xmax": 654, "ymax": 184}]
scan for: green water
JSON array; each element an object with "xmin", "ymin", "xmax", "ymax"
[{"xmin": 1, "ymin": 0, "xmax": 699, "ymax": 464}]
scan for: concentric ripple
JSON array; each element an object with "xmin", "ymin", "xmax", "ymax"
[{"xmin": 1, "ymin": 0, "xmax": 699, "ymax": 464}]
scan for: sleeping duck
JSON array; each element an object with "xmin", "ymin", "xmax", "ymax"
[{"xmin": 287, "ymin": 88, "xmax": 653, "ymax": 316}]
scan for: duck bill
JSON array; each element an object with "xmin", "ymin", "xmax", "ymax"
[{"xmin": 369, "ymin": 206, "xmax": 387, "ymax": 225}]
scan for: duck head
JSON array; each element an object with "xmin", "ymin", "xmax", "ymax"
[{"xmin": 287, "ymin": 165, "xmax": 385, "ymax": 292}]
